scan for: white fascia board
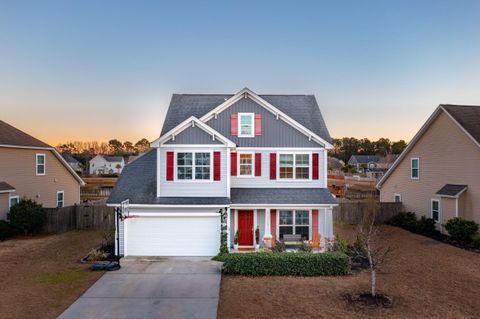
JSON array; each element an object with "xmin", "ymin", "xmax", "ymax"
[
  {"xmin": 107, "ymin": 203, "xmax": 229, "ymax": 208},
  {"xmin": 230, "ymin": 204, "xmax": 338, "ymax": 209},
  {"xmin": 199, "ymin": 87, "xmax": 333, "ymax": 149},
  {"xmin": 376, "ymin": 106, "xmax": 443, "ymax": 189},
  {"xmin": 0, "ymin": 189, "xmax": 16, "ymax": 193},
  {"xmin": 125, "ymin": 212, "xmax": 220, "ymax": 217},
  {"xmin": 151, "ymin": 116, "xmax": 236, "ymax": 148}
]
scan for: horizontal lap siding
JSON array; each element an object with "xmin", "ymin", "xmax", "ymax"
[
  {"xmin": 206, "ymin": 97, "xmax": 320, "ymax": 147},
  {"xmin": 159, "ymin": 147, "xmax": 228, "ymax": 197},
  {"xmin": 380, "ymin": 111, "xmax": 480, "ymax": 223},
  {"xmin": 231, "ymin": 149, "xmax": 327, "ymax": 188}
]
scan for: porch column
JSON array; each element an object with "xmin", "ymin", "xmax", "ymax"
[
  {"xmin": 226, "ymin": 207, "xmax": 231, "ymax": 251},
  {"xmin": 325, "ymin": 206, "xmax": 334, "ymax": 243},
  {"xmin": 263, "ymin": 208, "xmax": 273, "ymax": 248}
]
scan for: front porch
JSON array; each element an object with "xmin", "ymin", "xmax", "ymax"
[{"xmin": 227, "ymin": 206, "xmax": 335, "ymax": 252}]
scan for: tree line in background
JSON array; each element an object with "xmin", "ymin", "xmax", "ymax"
[
  {"xmin": 55, "ymin": 138, "xmax": 150, "ymax": 166},
  {"xmin": 330, "ymin": 137, "xmax": 407, "ymax": 163}
]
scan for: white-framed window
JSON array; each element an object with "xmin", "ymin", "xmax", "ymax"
[
  {"xmin": 278, "ymin": 210, "xmax": 310, "ymax": 240},
  {"xmin": 36, "ymin": 153, "xmax": 46, "ymax": 175},
  {"xmin": 411, "ymin": 157, "xmax": 419, "ymax": 179},
  {"xmin": 394, "ymin": 193, "xmax": 401, "ymax": 203},
  {"xmin": 9, "ymin": 195, "xmax": 19, "ymax": 209},
  {"xmin": 176, "ymin": 152, "xmax": 211, "ymax": 181},
  {"xmin": 238, "ymin": 113, "xmax": 254, "ymax": 137},
  {"xmin": 278, "ymin": 153, "xmax": 310, "ymax": 180},
  {"xmin": 56, "ymin": 191, "xmax": 64, "ymax": 208},
  {"xmin": 431, "ymin": 199, "xmax": 440, "ymax": 223},
  {"xmin": 238, "ymin": 153, "xmax": 254, "ymax": 177}
]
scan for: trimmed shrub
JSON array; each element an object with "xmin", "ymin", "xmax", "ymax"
[
  {"xmin": 8, "ymin": 199, "xmax": 46, "ymax": 234},
  {"xmin": 416, "ymin": 216, "xmax": 436, "ymax": 235},
  {"xmin": 223, "ymin": 252, "xmax": 350, "ymax": 276},
  {"xmin": 0, "ymin": 220, "xmax": 17, "ymax": 241},
  {"xmin": 472, "ymin": 235, "xmax": 480, "ymax": 249},
  {"xmin": 386, "ymin": 212, "xmax": 417, "ymax": 232},
  {"xmin": 444, "ymin": 217, "xmax": 479, "ymax": 244}
]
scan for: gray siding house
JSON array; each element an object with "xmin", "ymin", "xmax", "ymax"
[{"xmin": 108, "ymin": 88, "xmax": 337, "ymax": 257}]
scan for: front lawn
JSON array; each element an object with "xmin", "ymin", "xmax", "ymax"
[
  {"xmin": 0, "ymin": 230, "xmax": 105, "ymax": 319},
  {"xmin": 218, "ymin": 225, "xmax": 480, "ymax": 318}
]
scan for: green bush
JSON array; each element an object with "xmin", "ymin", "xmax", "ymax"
[
  {"xmin": 222, "ymin": 252, "xmax": 350, "ymax": 276},
  {"xmin": 472, "ymin": 235, "xmax": 480, "ymax": 249},
  {"xmin": 0, "ymin": 220, "xmax": 17, "ymax": 241},
  {"xmin": 444, "ymin": 217, "xmax": 479, "ymax": 244},
  {"xmin": 8, "ymin": 199, "xmax": 46, "ymax": 234},
  {"xmin": 386, "ymin": 212, "xmax": 417, "ymax": 232},
  {"xmin": 416, "ymin": 216, "xmax": 436, "ymax": 235}
]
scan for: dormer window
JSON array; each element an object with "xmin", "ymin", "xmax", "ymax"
[{"xmin": 238, "ymin": 113, "xmax": 254, "ymax": 137}]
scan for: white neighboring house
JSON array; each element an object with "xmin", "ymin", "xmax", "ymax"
[{"xmin": 89, "ymin": 155, "xmax": 125, "ymax": 175}]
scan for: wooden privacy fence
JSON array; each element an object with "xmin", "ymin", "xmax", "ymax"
[
  {"xmin": 44, "ymin": 203, "xmax": 115, "ymax": 233},
  {"xmin": 334, "ymin": 202, "xmax": 403, "ymax": 224}
]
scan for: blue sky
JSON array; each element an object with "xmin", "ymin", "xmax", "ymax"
[{"xmin": 1, "ymin": 0, "xmax": 480, "ymax": 144}]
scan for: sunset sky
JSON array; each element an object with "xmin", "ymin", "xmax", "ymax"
[{"xmin": 1, "ymin": 0, "xmax": 480, "ymax": 145}]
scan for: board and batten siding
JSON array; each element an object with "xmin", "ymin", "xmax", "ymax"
[
  {"xmin": 0, "ymin": 147, "xmax": 81, "ymax": 210},
  {"xmin": 206, "ymin": 97, "xmax": 321, "ymax": 148},
  {"xmin": 231, "ymin": 149, "xmax": 327, "ymax": 188},
  {"xmin": 164, "ymin": 125, "xmax": 223, "ymax": 145},
  {"xmin": 380, "ymin": 111, "xmax": 480, "ymax": 224},
  {"xmin": 158, "ymin": 146, "xmax": 228, "ymax": 197}
]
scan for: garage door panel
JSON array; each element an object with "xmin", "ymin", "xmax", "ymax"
[{"xmin": 125, "ymin": 216, "xmax": 220, "ymax": 256}]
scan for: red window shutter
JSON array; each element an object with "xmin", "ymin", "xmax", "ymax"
[
  {"xmin": 231, "ymin": 152, "xmax": 237, "ymax": 176},
  {"xmin": 166, "ymin": 152, "xmax": 174, "ymax": 181},
  {"xmin": 254, "ymin": 113, "xmax": 262, "ymax": 136},
  {"xmin": 255, "ymin": 153, "xmax": 262, "ymax": 176},
  {"xmin": 312, "ymin": 209, "xmax": 319, "ymax": 248},
  {"xmin": 269, "ymin": 153, "xmax": 276, "ymax": 180},
  {"xmin": 231, "ymin": 114, "xmax": 238, "ymax": 136},
  {"xmin": 312, "ymin": 153, "xmax": 319, "ymax": 180},
  {"xmin": 214, "ymin": 151, "xmax": 221, "ymax": 181},
  {"xmin": 270, "ymin": 209, "xmax": 277, "ymax": 243}
]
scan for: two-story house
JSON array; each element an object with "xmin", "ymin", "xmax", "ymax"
[
  {"xmin": 107, "ymin": 88, "xmax": 337, "ymax": 257},
  {"xmin": 0, "ymin": 120, "xmax": 84, "ymax": 220},
  {"xmin": 89, "ymin": 155, "xmax": 125, "ymax": 175}
]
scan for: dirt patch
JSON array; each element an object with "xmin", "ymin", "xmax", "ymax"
[
  {"xmin": 218, "ymin": 225, "xmax": 480, "ymax": 319},
  {"xmin": 0, "ymin": 230, "xmax": 105, "ymax": 319}
]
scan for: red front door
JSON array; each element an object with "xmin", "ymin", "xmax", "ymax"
[{"xmin": 238, "ymin": 210, "xmax": 254, "ymax": 246}]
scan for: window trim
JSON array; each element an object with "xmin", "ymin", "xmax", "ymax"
[
  {"xmin": 56, "ymin": 191, "xmax": 64, "ymax": 208},
  {"xmin": 277, "ymin": 209, "xmax": 312, "ymax": 240},
  {"xmin": 9, "ymin": 195, "xmax": 19, "ymax": 209},
  {"xmin": 411, "ymin": 157, "xmax": 419, "ymax": 180},
  {"xmin": 394, "ymin": 193, "xmax": 401, "ymax": 203},
  {"xmin": 238, "ymin": 112, "xmax": 255, "ymax": 138},
  {"xmin": 36, "ymin": 153, "xmax": 46, "ymax": 176},
  {"xmin": 174, "ymin": 151, "xmax": 213, "ymax": 182},
  {"xmin": 277, "ymin": 152, "xmax": 312, "ymax": 181},
  {"xmin": 431, "ymin": 199, "xmax": 441, "ymax": 223},
  {"xmin": 237, "ymin": 152, "xmax": 255, "ymax": 178}
]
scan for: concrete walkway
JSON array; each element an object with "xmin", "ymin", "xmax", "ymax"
[{"xmin": 58, "ymin": 257, "xmax": 222, "ymax": 319}]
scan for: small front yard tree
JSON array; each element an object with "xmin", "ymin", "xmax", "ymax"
[{"xmin": 8, "ymin": 199, "xmax": 46, "ymax": 234}]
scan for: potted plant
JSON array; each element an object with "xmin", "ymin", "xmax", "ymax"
[
  {"xmin": 234, "ymin": 229, "xmax": 240, "ymax": 250},
  {"xmin": 255, "ymin": 226, "xmax": 260, "ymax": 250}
]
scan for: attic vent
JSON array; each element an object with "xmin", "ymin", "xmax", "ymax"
[
  {"xmin": 243, "ymin": 92, "xmax": 248, "ymax": 99},
  {"xmin": 191, "ymin": 121, "xmax": 195, "ymax": 127}
]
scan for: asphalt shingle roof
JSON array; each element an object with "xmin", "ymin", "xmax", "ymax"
[
  {"xmin": 102, "ymin": 156, "xmax": 124, "ymax": 162},
  {"xmin": 436, "ymin": 184, "xmax": 467, "ymax": 197},
  {"xmin": 0, "ymin": 120, "xmax": 51, "ymax": 148},
  {"xmin": 0, "ymin": 181, "xmax": 15, "ymax": 192},
  {"xmin": 230, "ymin": 188, "xmax": 337, "ymax": 205},
  {"xmin": 442, "ymin": 104, "xmax": 480, "ymax": 145},
  {"xmin": 160, "ymin": 94, "xmax": 332, "ymax": 143}
]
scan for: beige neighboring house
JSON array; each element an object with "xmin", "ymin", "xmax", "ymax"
[
  {"xmin": 0, "ymin": 120, "xmax": 85, "ymax": 220},
  {"xmin": 377, "ymin": 104, "xmax": 480, "ymax": 230}
]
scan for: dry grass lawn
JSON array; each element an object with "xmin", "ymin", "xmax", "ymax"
[
  {"xmin": 218, "ymin": 225, "xmax": 480, "ymax": 319},
  {"xmin": 0, "ymin": 231, "xmax": 105, "ymax": 319}
]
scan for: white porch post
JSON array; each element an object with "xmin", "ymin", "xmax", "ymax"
[
  {"xmin": 263, "ymin": 208, "xmax": 272, "ymax": 248},
  {"xmin": 325, "ymin": 206, "xmax": 334, "ymax": 240},
  {"xmin": 226, "ymin": 207, "xmax": 231, "ymax": 251}
]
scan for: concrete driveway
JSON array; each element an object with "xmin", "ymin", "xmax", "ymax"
[{"xmin": 58, "ymin": 257, "xmax": 222, "ymax": 319}]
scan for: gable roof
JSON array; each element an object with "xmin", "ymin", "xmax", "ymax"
[
  {"xmin": 160, "ymin": 88, "xmax": 332, "ymax": 146},
  {"xmin": 61, "ymin": 153, "xmax": 81, "ymax": 164},
  {"xmin": 103, "ymin": 156, "xmax": 124, "ymax": 162},
  {"xmin": 377, "ymin": 104, "xmax": 480, "ymax": 189},
  {"xmin": 349, "ymin": 155, "xmax": 380, "ymax": 164},
  {"xmin": 0, "ymin": 120, "xmax": 51, "ymax": 148}
]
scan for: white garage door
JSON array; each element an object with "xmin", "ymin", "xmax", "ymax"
[{"xmin": 125, "ymin": 216, "xmax": 220, "ymax": 256}]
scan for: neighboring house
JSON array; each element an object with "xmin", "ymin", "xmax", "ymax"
[
  {"xmin": 108, "ymin": 88, "xmax": 337, "ymax": 257},
  {"xmin": 61, "ymin": 153, "xmax": 83, "ymax": 174},
  {"xmin": 348, "ymin": 154, "xmax": 399, "ymax": 180},
  {"xmin": 89, "ymin": 155, "xmax": 125, "ymax": 175},
  {"xmin": 0, "ymin": 120, "xmax": 84, "ymax": 220},
  {"xmin": 328, "ymin": 156, "xmax": 344, "ymax": 174},
  {"xmin": 348, "ymin": 155, "xmax": 380, "ymax": 172},
  {"xmin": 377, "ymin": 104, "xmax": 480, "ymax": 230},
  {"xmin": 126, "ymin": 152, "xmax": 146, "ymax": 164}
]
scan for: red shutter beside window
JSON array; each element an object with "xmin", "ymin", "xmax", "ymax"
[
  {"xmin": 312, "ymin": 153, "xmax": 319, "ymax": 180},
  {"xmin": 255, "ymin": 153, "xmax": 262, "ymax": 176},
  {"xmin": 166, "ymin": 152, "xmax": 174, "ymax": 181},
  {"xmin": 231, "ymin": 114, "xmax": 238, "ymax": 136},
  {"xmin": 231, "ymin": 152, "xmax": 237, "ymax": 176},
  {"xmin": 214, "ymin": 151, "xmax": 221, "ymax": 181},
  {"xmin": 269, "ymin": 153, "xmax": 276, "ymax": 180},
  {"xmin": 254, "ymin": 113, "xmax": 262, "ymax": 136},
  {"xmin": 270, "ymin": 209, "xmax": 277, "ymax": 243}
]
